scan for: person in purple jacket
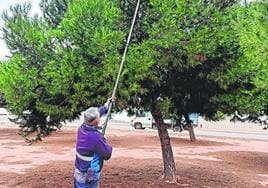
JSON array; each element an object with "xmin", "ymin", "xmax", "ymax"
[{"xmin": 74, "ymin": 98, "xmax": 113, "ymax": 188}]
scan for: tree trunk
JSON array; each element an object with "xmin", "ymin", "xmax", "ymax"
[
  {"xmin": 184, "ymin": 113, "xmax": 196, "ymax": 142},
  {"xmin": 151, "ymin": 103, "xmax": 177, "ymax": 182},
  {"xmin": 185, "ymin": 124, "xmax": 196, "ymax": 142}
]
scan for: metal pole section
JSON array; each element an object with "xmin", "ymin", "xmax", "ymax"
[{"xmin": 102, "ymin": 0, "xmax": 141, "ymax": 135}]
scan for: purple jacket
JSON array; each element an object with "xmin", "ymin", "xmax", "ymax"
[{"xmin": 74, "ymin": 106, "xmax": 112, "ymax": 182}]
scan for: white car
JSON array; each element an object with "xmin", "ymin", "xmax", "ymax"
[
  {"xmin": 130, "ymin": 112, "xmax": 200, "ymax": 130},
  {"xmin": 130, "ymin": 112, "xmax": 172, "ymax": 129}
]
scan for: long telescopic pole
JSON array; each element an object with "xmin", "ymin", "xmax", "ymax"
[{"xmin": 102, "ymin": 0, "xmax": 141, "ymax": 135}]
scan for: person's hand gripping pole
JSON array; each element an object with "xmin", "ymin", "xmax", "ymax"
[{"xmin": 102, "ymin": 96, "xmax": 116, "ymax": 134}]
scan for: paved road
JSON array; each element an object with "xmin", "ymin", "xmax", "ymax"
[
  {"xmin": 96, "ymin": 120, "xmax": 268, "ymax": 140},
  {"xmin": 1, "ymin": 113, "xmax": 267, "ymax": 140},
  {"xmin": 194, "ymin": 129, "xmax": 268, "ymax": 140},
  {"xmin": 106, "ymin": 121, "xmax": 268, "ymax": 140}
]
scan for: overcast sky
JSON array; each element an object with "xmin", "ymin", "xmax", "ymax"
[{"xmin": 0, "ymin": 0, "xmax": 41, "ymax": 60}]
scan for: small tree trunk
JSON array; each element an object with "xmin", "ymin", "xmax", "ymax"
[
  {"xmin": 152, "ymin": 103, "xmax": 177, "ymax": 182},
  {"xmin": 185, "ymin": 124, "xmax": 196, "ymax": 142},
  {"xmin": 183, "ymin": 113, "xmax": 196, "ymax": 142}
]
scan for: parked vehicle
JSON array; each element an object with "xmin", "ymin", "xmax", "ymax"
[
  {"xmin": 130, "ymin": 112, "xmax": 173, "ymax": 129},
  {"xmin": 130, "ymin": 111, "xmax": 200, "ymax": 131}
]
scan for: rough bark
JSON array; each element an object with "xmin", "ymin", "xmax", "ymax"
[
  {"xmin": 151, "ymin": 103, "xmax": 177, "ymax": 182},
  {"xmin": 0, "ymin": 93, "xmax": 6, "ymax": 107}
]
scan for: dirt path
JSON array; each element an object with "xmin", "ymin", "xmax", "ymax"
[{"xmin": 0, "ymin": 122, "xmax": 267, "ymax": 188}]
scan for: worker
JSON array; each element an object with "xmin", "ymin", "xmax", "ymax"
[{"xmin": 74, "ymin": 98, "xmax": 114, "ymax": 188}]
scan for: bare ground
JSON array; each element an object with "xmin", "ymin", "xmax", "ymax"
[{"xmin": 0, "ymin": 122, "xmax": 268, "ymax": 188}]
